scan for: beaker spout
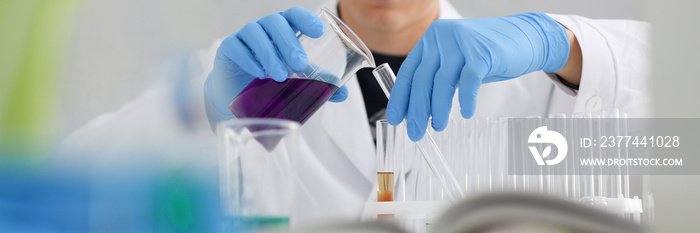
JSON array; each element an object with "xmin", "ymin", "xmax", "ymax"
[{"xmin": 318, "ymin": 7, "xmax": 376, "ymax": 78}]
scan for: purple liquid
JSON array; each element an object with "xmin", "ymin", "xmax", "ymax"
[
  {"xmin": 229, "ymin": 78, "xmax": 339, "ymax": 150},
  {"xmin": 230, "ymin": 78, "xmax": 339, "ymax": 123}
]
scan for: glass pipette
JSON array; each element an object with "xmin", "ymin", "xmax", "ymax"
[{"xmin": 372, "ymin": 63, "xmax": 465, "ymax": 202}]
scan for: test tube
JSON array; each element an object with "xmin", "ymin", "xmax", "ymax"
[
  {"xmin": 508, "ymin": 117, "xmax": 524, "ymax": 192},
  {"xmin": 376, "ymin": 120, "xmax": 395, "ymax": 202},
  {"xmin": 467, "ymin": 118, "xmax": 479, "ymax": 194},
  {"xmin": 458, "ymin": 119, "xmax": 468, "ymax": 194},
  {"xmin": 498, "ymin": 118, "xmax": 515, "ymax": 192},
  {"xmin": 602, "ymin": 110, "xmax": 619, "ymax": 198},
  {"xmin": 549, "ymin": 113, "xmax": 569, "ymax": 197},
  {"xmin": 566, "ymin": 115, "xmax": 578, "ymax": 198},
  {"xmin": 592, "ymin": 113, "xmax": 605, "ymax": 198},
  {"xmin": 575, "ymin": 112, "xmax": 595, "ymax": 197},
  {"xmin": 490, "ymin": 118, "xmax": 504, "ymax": 191},
  {"xmin": 377, "ymin": 172, "xmax": 394, "ymax": 202},
  {"xmin": 525, "ymin": 116, "xmax": 544, "ymax": 193},
  {"xmin": 372, "ymin": 63, "xmax": 465, "ymax": 202},
  {"xmin": 620, "ymin": 112, "xmax": 630, "ymax": 199},
  {"xmin": 376, "ymin": 120, "xmax": 395, "ymax": 220}
]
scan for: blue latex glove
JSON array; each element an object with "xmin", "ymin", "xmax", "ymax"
[
  {"xmin": 386, "ymin": 12, "xmax": 570, "ymax": 141},
  {"xmin": 204, "ymin": 6, "xmax": 349, "ymax": 124}
]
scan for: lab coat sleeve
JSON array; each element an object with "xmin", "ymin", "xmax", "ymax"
[
  {"xmin": 545, "ymin": 14, "xmax": 651, "ymax": 117},
  {"xmin": 56, "ymin": 44, "xmax": 219, "ymax": 170}
]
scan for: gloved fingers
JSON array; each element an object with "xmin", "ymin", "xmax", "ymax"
[
  {"xmin": 328, "ymin": 85, "xmax": 348, "ymax": 102},
  {"xmin": 238, "ymin": 21, "xmax": 288, "ymax": 82},
  {"xmin": 203, "ymin": 70, "xmax": 256, "ymax": 123},
  {"xmin": 259, "ymin": 13, "xmax": 308, "ymax": 72},
  {"xmin": 323, "ymin": 69, "xmax": 344, "ymax": 88},
  {"xmin": 218, "ymin": 34, "xmax": 265, "ymax": 78},
  {"xmin": 406, "ymin": 41, "xmax": 439, "ymax": 142},
  {"xmin": 282, "ymin": 6, "xmax": 325, "ymax": 38},
  {"xmin": 297, "ymin": 62, "xmax": 347, "ymax": 102},
  {"xmin": 430, "ymin": 44, "xmax": 463, "ymax": 132},
  {"xmin": 387, "ymin": 41, "xmax": 423, "ymax": 126},
  {"xmin": 457, "ymin": 66, "xmax": 484, "ymax": 119}
]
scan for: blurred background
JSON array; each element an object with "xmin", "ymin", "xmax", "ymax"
[{"xmin": 3, "ymin": 0, "xmax": 699, "ymax": 231}]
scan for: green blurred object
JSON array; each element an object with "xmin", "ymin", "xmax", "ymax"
[
  {"xmin": 0, "ymin": 0, "xmax": 80, "ymax": 164},
  {"xmin": 154, "ymin": 171, "xmax": 221, "ymax": 233},
  {"xmin": 426, "ymin": 223, "xmax": 434, "ymax": 233},
  {"xmin": 157, "ymin": 173, "xmax": 198, "ymax": 232}
]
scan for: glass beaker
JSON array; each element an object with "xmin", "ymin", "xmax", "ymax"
[
  {"xmin": 228, "ymin": 7, "xmax": 375, "ymax": 125},
  {"xmin": 218, "ymin": 118, "xmax": 300, "ymax": 233}
]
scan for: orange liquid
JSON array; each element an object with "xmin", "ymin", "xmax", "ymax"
[
  {"xmin": 377, "ymin": 190, "xmax": 394, "ymax": 202},
  {"xmin": 377, "ymin": 172, "xmax": 394, "ymax": 202},
  {"xmin": 377, "ymin": 172, "xmax": 395, "ymax": 219}
]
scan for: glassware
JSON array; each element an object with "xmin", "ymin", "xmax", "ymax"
[
  {"xmin": 367, "ymin": 113, "xmax": 653, "ymax": 228},
  {"xmin": 376, "ymin": 120, "xmax": 397, "ymax": 203},
  {"xmin": 228, "ymin": 8, "xmax": 375, "ymax": 127},
  {"xmin": 372, "ymin": 64, "xmax": 465, "ymax": 203},
  {"xmin": 218, "ymin": 118, "xmax": 300, "ymax": 232},
  {"xmin": 376, "ymin": 120, "xmax": 403, "ymax": 220}
]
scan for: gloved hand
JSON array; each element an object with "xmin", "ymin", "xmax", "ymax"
[
  {"xmin": 386, "ymin": 12, "xmax": 570, "ymax": 141},
  {"xmin": 204, "ymin": 6, "xmax": 349, "ymax": 124}
]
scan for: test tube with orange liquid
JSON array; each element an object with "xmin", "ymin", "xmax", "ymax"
[
  {"xmin": 377, "ymin": 120, "xmax": 396, "ymax": 219},
  {"xmin": 377, "ymin": 171, "xmax": 394, "ymax": 219},
  {"xmin": 378, "ymin": 172, "xmax": 394, "ymax": 202}
]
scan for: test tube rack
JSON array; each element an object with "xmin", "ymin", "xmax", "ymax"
[{"xmin": 368, "ymin": 111, "xmax": 653, "ymax": 232}]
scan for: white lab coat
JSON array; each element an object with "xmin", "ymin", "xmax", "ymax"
[{"xmin": 59, "ymin": 0, "xmax": 650, "ymax": 227}]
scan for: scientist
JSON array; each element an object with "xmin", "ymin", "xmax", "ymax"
[
  {"xmin": 203, "ymin": 0, "xmax": 648, "ymax": 223},
  {"xmin": 61, "ymin": 0, "xmax": 649, "ymax": 227}
]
